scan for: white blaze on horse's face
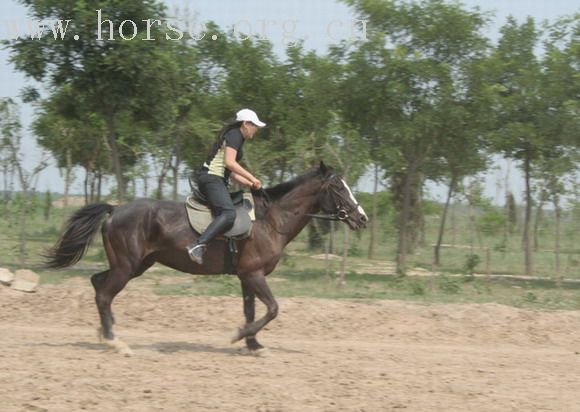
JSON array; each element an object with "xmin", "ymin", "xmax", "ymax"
[{"xmin": 340, "ymin": 178, "xmax": 368, "ymax": 220}]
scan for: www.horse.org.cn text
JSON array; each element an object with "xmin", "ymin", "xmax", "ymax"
[{"xmin": 1, "ymin": 9, "xmax": 368, "ymax": 45}]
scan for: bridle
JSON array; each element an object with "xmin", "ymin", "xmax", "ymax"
[
  {"xmin": 306, "ymin": 174, "xmax": 361, "ymax": 222},
  {"xmin": 255, "ymin": 173, "xmax": 360, "ymax": 236}
]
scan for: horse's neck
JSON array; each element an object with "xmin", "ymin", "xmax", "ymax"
[{"xmin": 268, "ymin": 182, "xmax": 320, "ymax": 244}]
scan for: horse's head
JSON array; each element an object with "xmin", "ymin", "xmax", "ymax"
[{"xmin": 316, "ymin": 161, "xmax": 368, "ymax": 230}]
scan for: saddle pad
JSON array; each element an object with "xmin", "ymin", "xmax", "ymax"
[{"xmin": 185, "ymin": 192, "xmax": 255, "ymax": 239}]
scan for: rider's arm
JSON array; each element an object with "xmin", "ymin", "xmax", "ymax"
[
  {"xmin": 224, "ymin": 147, "xmax": 259, "ymax": 185},
  {"xmin": 230, "ymin": 172, "xmax": 253, "ymax": 188}
]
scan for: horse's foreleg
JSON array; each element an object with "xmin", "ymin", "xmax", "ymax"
[
  {"xmin": 240, "ymin": 278, "xmax": 264, "ymax": 351},
  {"xmin": 232, "ymin": 274, "xmax": 278, "ymax": 345}
]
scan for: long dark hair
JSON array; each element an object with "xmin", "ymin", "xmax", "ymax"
[{"xmin": 205, "ymin": 119, "xmax": 243, "ymax": 164}]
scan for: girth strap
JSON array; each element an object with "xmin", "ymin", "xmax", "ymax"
[{"xmin": 224, "ymin": 239, "xmax": 239, "ymax": 275}]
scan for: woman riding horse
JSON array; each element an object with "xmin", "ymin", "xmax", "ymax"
[{"xmin": 187, "ymin": 108, "xmax": 266, "ymax": 264}]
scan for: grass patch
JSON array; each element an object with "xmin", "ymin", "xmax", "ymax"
[{"xmin": 152, "ymin": 269, "xmax": 580, "ymax": 311}]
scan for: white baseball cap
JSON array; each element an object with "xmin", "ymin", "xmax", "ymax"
[{"xmin": 236, "ymin": 108, "xmax": 266, "ymax": 127}]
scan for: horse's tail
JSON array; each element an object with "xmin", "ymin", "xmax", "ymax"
[{"xmin": 44, "ymin": 203, "xmax": 116, "ymax": 269}]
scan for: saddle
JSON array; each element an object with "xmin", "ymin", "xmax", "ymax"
[{"xmin": 185, "ymin": 190, "xmax": 256, "ymax": 240}]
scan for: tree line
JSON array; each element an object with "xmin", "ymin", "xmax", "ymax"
[{"xmin": 1, "ymin": 0, "xmax": 578, "ymax": 275}]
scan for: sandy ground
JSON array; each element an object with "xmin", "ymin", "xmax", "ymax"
[{"xmin": 1, "ymin": 277, "xmax": 580, "ymax": 412}]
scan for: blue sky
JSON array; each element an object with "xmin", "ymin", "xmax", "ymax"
[{"xmin": 0, "ymin": 0, "xmax": 578, "ymax": 199}]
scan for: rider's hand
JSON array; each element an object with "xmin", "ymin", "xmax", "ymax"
[{"xmin": 252, "ymin": 179, "xmax": 262, "ymax": 190}]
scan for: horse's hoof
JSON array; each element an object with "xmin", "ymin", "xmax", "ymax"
[
  {"xmin": 96, "ymin": 327, "xmax": 104, "ymax": 343},
  {"xmin": 251, "ymin": 348, "xmax": 270, "ymax": 357},
  {"xmin": 238, "ymin": 347, "xmax": 270, "ymax": 357},
  {"xmin": 104, "ymin": 338, "xmax": 134, "ymax": 357},
  {"xmin": 231, "ymin": 328, "xmax": 243, "ymax": 343}
]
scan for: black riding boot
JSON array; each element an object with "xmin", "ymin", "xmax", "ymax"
[{"xmin": 187, "ymin": 212, "xmax": 236, "ymax": 264}]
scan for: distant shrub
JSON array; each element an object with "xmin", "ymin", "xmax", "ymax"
[
  {"xmin": 463, "ymin": 254, "xmax": 481, "ymax": 276},
  {"xmin": 348, "ymin": 242, "xmax": 363, "ymax": 257},
  {"xmin": 410, "ymin": 280, "xmax": 425, "ymax": 296},
  {"xmin": 438, "ymin": 275, "xmax": 460, "ymax": 294},
  {"xmin": 478, "ymin": 206, "xmax": 506, "ymax": 236}
]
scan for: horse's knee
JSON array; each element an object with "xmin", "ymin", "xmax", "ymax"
[{"xmin": 91, "ymin": 271, "xmax": 108, "ymax": 290}]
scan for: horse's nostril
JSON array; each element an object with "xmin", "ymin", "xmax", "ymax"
[{"xmin": 361, "ymin": 215, "xmax": 368, "ymax": 223}]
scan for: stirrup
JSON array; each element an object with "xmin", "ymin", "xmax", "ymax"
[{"xmin": 187, "ymin": 243, "xmax": 207, "ymax": 264}]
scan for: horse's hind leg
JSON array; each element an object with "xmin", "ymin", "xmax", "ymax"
[
  {"xmin": 91, "ymin": 267, "xmax": 133, "ymax": 355},
  {"xmin": 91, "ymin": 270, "xmax": 114, "ymax": 337},
  {"xmin": 91, "ymin": 253, "xmax": 154, "ymax": 356}
]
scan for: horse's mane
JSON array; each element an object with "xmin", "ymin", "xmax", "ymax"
[{"xmin": 255, "ymin": 169, "xmax": 323, "ymax": 202}]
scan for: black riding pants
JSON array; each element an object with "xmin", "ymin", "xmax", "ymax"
[{"xmin": 196, "ymin": 172, "xmax": 236, "ymax": 244}]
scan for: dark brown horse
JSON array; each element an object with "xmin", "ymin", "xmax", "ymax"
[{"xmin": 45, "ymin": 162, "xmax": 367, "ymax": 355}]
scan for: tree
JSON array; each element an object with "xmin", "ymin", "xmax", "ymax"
[
  {"xmin": 0, "ymin": 98, "xmax": 47, "ymax": 263},
  {"xmin": 6, "ymin": 0, "xmax": 180, "ymax": 201},
  {"xmin": 537, "ymin": 15, "xmax": 580, "ymax": 275},
  {"xmin": 431, "ymin": 54, "xmax": 495, "ymax": 266},
  {"xmin": 342, "ymin": 0, "xmax": 490, "ymax": 272},
  {"xmin": 32, "ymin": 86, "xmax": 111, "ymax": 206},
  {"xmin": 489, "ymin": 15, "xmax": 579, "ymax": 276}
]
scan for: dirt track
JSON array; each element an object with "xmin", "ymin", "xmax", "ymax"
[{"xmin": 1, "ymin": 277, "xmax": 580, "ymax": 412}]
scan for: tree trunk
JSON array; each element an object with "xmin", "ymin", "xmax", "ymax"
[
  {"xmin": 89, "ymin": 170, "xmax": 97, "ymax": 203},
  {"xmin": 329, "ymin": 220, "xmax": 335, "ymax": 254},
  {"xmin": 523, "ymin": 154, "xmax": 533, "ymax": 276},
  {"xmin": 338, "ymin": 223, "xmax": 350, "ymax": 286},
  {"xmin": 503, "ymin": 158, "xmax": 512, "ymax": 247},
  {"xmin": 63, "ymin": 148, "xmax": 72, "ymax": 224},
  {"xmin": 397, "ymin": 162, "xmax": 416, "ymax": 273},
  {"xmin": 142, "ymin": 173, "xmax": 149, "ymax": 198},
  {"xmin": 17, "ymin": 190, "xmax": 28, "ymax": 265},
  {"xmin": 156, "ymin": 154, "xmax": 172, "ymax": 200},
  {"xmin": 171, "ymin": 138, "xmax": 181, "ymax": 201},
  {"xmin": 367, "ymin": 163, "xmax": 379, "ymax": 259},
  {"xmin": 469, "ymin": 197, "xmax": 476, "ymax": 255},
  {"xmin": 83, "ymin": 167, "xmax": 89, "ymax": 205},
  {"xmin": 130, "ymin": 177, "xmax": 137, "ymax": 199},
  {"xmin": 96, "ymin": 171, "xmax": 102, "ymax": 202},
  {"xmin": 171, "ymin": 159, "xmax": 179, "ymax": 201},
  {"xmin": 533, "ymin": 200, "xmax": 543, "ymax": 252},
  {"xmin": 106, "ymin": 117, "xmax": 125, "ymax": 202},
  {"xmin": 417, "ymin": 180, "xmax": 426, "ymax": 248},
  {"xmin": 450, "ymin": 201, "xmax": 456, "ymax": 245},
  {"xmin": 552, "ymin": 192, "xmax": 561, "ymax": 277},
  {"xmin": 2, "ymin": 164, "xmax": 8, "ymax": 202},
  {"xmin": 434, "ymin": 174, "xmax": 457, "ymax": 266}
]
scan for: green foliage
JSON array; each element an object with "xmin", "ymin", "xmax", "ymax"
[
  {"xmin": 307, "ymin": 223, "xmax": 324, "ymax": 251},
  {"xmin": 422, "ymin": 199, "xmax": 443, "ymax": 217},
  {"xmin": 478, "ymin": 205, "xmax": 506, "ymax": 236},
  {"xmin": 463, "ymin": 254, "xmax": 481, "ymax": 276},
  {"xmin": 348, "ymin": 242, "xmax": 363, "ymax": 257},
  {"xmin": 525, "ymin": 292, "xmax": 538, "ymax": 303}
]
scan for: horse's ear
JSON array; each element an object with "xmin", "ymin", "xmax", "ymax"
[{"xmin": 319, "ymin": 161, "xmax": 328, "ymax": 175}]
